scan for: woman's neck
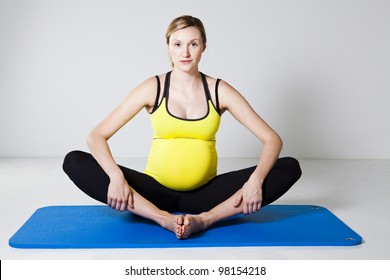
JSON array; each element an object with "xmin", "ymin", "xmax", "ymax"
[{"xmin": 171, "ymin": 68, "xmax": 201, "ymax": 89}]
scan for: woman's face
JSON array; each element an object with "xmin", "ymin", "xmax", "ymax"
[{"xmin": 167, "ymin": 26, "xmax": 205, "ymax": 72}]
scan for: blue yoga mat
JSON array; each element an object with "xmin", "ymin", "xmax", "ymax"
[{"xmin": 9, "ymin": 205, "xmax": 362, "ymax": 248}]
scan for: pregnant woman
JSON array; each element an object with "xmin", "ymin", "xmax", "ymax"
[{"xmin": 63, "ymin": 15, "xmax": 302, "ymax": 239}]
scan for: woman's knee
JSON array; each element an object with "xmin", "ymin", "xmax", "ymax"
[
  {"xmin": 62, "ymin": 150, "xmax": 89, "ymax": 175},
  {"xmin": 279, "ymin": 157, "xmax": 302, "ymax": 182}
]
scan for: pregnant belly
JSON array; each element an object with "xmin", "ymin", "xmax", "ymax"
[{"xmin": 144, "ymin": 138, "xmax": 217, "ymax": 191}]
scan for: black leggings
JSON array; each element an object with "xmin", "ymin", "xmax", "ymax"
[{"xmin": 63, "ymin": 150, "xmax": 301, "ymax": 214}]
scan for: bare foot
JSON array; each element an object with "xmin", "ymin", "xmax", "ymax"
[
  {"xmin": 160, "ymin": 213, "xmax": 185, "ymax": 239},
  {"xmin": 181, "ymin": 213, "xmax": 210, "ymax": 239},
  {"xmin": 175, "ymin": 214, "xmax": 185, "ymax": 239}
]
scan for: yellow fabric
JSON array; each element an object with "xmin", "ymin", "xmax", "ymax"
[{"xmin": 144, "ymin": 98, "xmax": 220, "ymax": 191}]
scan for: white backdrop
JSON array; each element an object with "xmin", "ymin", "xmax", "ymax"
[{"xmin": 1, "ymin": 0, "xmax": 389, "ymax": 159}]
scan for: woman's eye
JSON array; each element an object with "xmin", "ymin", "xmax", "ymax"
[
  {"xmin": 191, "ymin": 43, "xmax": 198, "ymax": 47},
  {"xmin": 174, "ymin": 43, "xmax": 181, "ymax": 47}
]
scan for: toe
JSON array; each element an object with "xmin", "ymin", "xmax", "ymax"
[{"xmin": 176, "ymin": 214, "xmax": 184, "ymax": 225}]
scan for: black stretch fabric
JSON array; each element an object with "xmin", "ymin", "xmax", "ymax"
[{"xmin": 63, "ymin": 151, "xmax": 301, "ymax": 214}]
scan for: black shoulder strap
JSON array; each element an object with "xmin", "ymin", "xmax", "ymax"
[
  {"xmin": 163, "ymin": 71, "xmax": 172, "ymax": 98},
  {"xmin": 200, "ymin": 72, "xmax": 212, "ymax": 100},
  {"xmin": 215, "ymin": 78, "xmax": 221, "ymax": 114},
  {"xmin": 151, "ymin": 75, "xmax": 161, "ymax": 113}
]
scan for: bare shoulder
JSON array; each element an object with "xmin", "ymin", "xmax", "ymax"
[
  {"xmin": 201, "ymin": 74, "xmax": 248, "ymax": 113},
  {"xmin": 217, "ymin": 79, "xmax": 239, "ymax": 94},
  {"xmin": 123, "ymin": 75, "xmax": 160, "ymax": 111},
  {"xmin": 132, "ymin": 75, "xmax": 159, "ymax": 96},
  {"xmin": 216, "ymin": 79, "xmax": 249, "ymax": 111}
]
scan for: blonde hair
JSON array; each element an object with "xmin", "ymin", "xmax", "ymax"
[{"xmin": 166, "ymin": 15, "xmax": 207, "ymax": 50}]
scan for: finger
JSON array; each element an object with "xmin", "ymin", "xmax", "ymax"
[
  {"xmin": 247, "ymin": 203, "xmax": 253, "ymax": 215},
  {"xmin": 116, "ymin": 199, "xmax": 124, "ymax": 210},
  {"xmin": 247, "ymin": 204, "xmax": 252, "ymax": 214},
  {"xmin": 109, "ymin": 199, "xmax": 116, "ymax": 208},
  {"xmin": 233, "ymin": 193, "xmax": 243, "ymax": 207},
  {"xmin": 252, "ymin": 203, "xmax": 258, "ymax": 213},
  {"xmin": 243, "ymin": 203, "xmax": 249, "ymax": 215},
  {"xmin": 128, "ymin": 191, "xmax": 134, "ymax": 209},
  {"xmin": 120, "ymin": 201, "xmax": 127, "ymax": 211}
]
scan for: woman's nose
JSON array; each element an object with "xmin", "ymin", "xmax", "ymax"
[{"xmin": 182, "ymin": 47, "xmax": 190, "ymax": 57}]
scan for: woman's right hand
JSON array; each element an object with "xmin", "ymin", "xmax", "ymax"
[
  {"xmin": 86, "ymin": 77, "xmax": 157, "ymax": 211},
  {"xmin": 107, "ymin": 174, "xmax": 134, "ymax": 211}
]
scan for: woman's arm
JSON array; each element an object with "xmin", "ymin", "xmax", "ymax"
[
  {"xmin": 218, "ymin": 80, "xmax": 283, "ymax": 214},
  {"xmin": 86, "ymin": 77, "xmax": 157, "ymax": 211}
]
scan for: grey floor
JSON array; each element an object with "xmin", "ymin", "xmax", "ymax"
[{"xmin": 1, "ymin": 157, "xmax": 389, "ymax": 260}]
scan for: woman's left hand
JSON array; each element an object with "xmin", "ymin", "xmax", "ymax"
[{"xmin": 233, "ymin": 178, "xmax": 263, "ymax": 214}]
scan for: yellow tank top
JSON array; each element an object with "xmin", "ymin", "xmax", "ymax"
[{"xmin": 144, "ymin": 72, "xmax": 221, "ymax": 191}]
